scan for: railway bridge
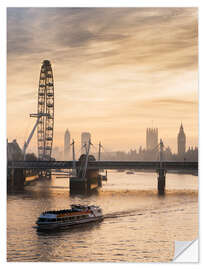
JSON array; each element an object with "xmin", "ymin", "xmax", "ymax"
[
  {"xmin": 8, "ymin": 160, "xmax": 197, "ymax": 171},
  {"xmin": 8, "ymin": 158, "xmax": 198, "ymax": 195}
]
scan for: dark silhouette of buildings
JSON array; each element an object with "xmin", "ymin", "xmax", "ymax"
[
  {"xmin": 177, "ymin": 123, "xmax": 186, "ymax": 159},
  {"xmin": 100, "ymin": 145, "xmax": 197, "ymax": 162},
  {"xmin": 7, "ymin": 139, "xmax": 23, "ymax": 161},
  {"xmin": 7, "ymin": 139, "xmax": 38, "ymax": 161}
]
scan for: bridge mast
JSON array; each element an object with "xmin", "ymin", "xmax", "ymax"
[
  {"xmin": 71, "ymin": 139, "xmax": 76, "ymax": 168},
  {"xmin": 98, "ymin": 141, "xmax": 102, "ymax": 161},
  {"xmin": 82, "ymin": 139, "xmax": 91, "ymax": 180},
  {"xmin": 71, "ymin": 139, "xmax": 76, "ymax": 176}
]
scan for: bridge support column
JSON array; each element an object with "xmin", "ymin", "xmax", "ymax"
[
  {"xmin": 157, "ymin": 168, "xmax": 166, "ymax": 195},
  {"xmin": 7, "ymin": 168, "xmax": 25, "ymax": 192},
  {"xmin": 157, "ymin": 139, "xmax": 166, "ymax": 195},
  {"xmin": 98, "ymin": 175, "xmax": 102, "ymax": 187},
  {"xmin": 70, "ymin": 177, "xmax": 87, "ymax": 195}
]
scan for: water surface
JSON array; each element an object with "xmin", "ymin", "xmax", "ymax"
[{"xmin": 7, "ymin": 171, "xmax": 198, "ymax": 262}]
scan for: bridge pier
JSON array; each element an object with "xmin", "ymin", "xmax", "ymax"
[
  {"xmin": 69, "ymin": 152, "xmax": 104, "ymax": 195},
  {"xmin": 70, "ymin": 177, "xmax": 87, "ymax": 195},
  {"xmin": 70, "ymin": 171, "xmax": 102, "ymax": 195},
  {"xmin": 157, "ymin": 139, "xmax": 166, "ymax": 196},
  {"xmin": 98, "ymin": 175, "xmax": 102, "ymax": 187},
  {"xmin": 157, "ymin": 168, "xmax": 166, "ymax": 195},
  {"xmin": 7, "ymin": 168, "xmax": 25, "ymax": 192}
]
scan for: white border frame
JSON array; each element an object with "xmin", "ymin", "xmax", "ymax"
[{"xmin": 0, "ymin": 0, "xmax": 201, "ymax": 268}]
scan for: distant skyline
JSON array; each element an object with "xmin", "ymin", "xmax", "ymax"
[{"xmin": 7, "ymin": 8, "xmax": 198, "ymax": 154}]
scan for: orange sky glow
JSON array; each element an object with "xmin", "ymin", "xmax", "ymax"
[{"xmin": 7, "ymin": 8, "xmax": 198, "ymax": 155}]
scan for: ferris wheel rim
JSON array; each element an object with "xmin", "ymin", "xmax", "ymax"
[{"xmin": 37, "ymin": 60, "xmax": 54, "ymax": 161}]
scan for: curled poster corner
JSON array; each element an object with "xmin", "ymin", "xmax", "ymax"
[{"xmin": 173, "ymin": 239, "xmax": 198, "ymax": 262}]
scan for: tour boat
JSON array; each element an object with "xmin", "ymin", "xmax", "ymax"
[{"xmin": 35, "ymin": 204, "xmax": 103, "ymax": 230}]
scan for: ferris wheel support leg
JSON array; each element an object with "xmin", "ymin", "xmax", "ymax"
[{"xmin": 22, "ymin": 117, "xmax": 41, "ymax": 160}]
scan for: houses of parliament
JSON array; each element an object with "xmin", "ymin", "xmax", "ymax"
[
  {"xmin": 101, "ymin": 123, "xmax": 198, "ymax": 162},
  {"xmin": 146, "ymin": 123, "xmax": 188, "ymax": 158},
  {"xmin": 143, "ymin": 123, "xmax": 197, "ymax": 161}
]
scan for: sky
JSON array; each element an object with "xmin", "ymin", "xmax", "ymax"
[{"xmin": 7, "ymin": 7, "xmax": 198, "ymax": 154}]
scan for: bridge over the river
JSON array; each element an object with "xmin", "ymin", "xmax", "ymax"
[
  {"xmin": 7, "ymin": 159, "xmax": 198, "ymax": 195},
  {"xmin": 8, "ymin": 160, "xmax": 198, "ymax": 171}
]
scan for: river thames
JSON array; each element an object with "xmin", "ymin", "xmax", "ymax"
[{"xmin": 7, "ymin": 171, "xmax": 198, "ymax": 262}]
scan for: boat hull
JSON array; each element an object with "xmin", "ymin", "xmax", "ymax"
[{"xmin": 36, "ymin": 216, "xmax": 103, "ymax": 231}]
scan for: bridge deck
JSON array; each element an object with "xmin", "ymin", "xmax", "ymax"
[{"xmin": 8, "ymin": 160, "xmax": 198, "ymax": 170}]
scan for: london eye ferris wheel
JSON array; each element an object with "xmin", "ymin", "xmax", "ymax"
[{"xmin": 37, "ymin": 60, "xmax": 54, "ymax": 160}]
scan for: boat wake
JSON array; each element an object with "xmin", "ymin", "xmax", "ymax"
[
  {"xmin": 104, "ymin": 209, "xmax": 141, "ymax": 219},
  {"xmin": 103, "ymin": 200, "xmax": 194, "ymax": 220}
]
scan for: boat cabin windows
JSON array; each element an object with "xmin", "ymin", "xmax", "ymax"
[{"xmin": 38, "ymin": 210, "xmax": 93, "ymax": 224}]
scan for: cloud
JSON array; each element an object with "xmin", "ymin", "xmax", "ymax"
[
  {"xmin": 7, "ymin": 7, "xmax": 198, "ymax": 152},
  {"xmin": 7, "ymin": 8, "xmax": 198, "ymax": 64},
  {"xmin": 150, "ymin": 98, "xmax": 197, "ymax": 105}
]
